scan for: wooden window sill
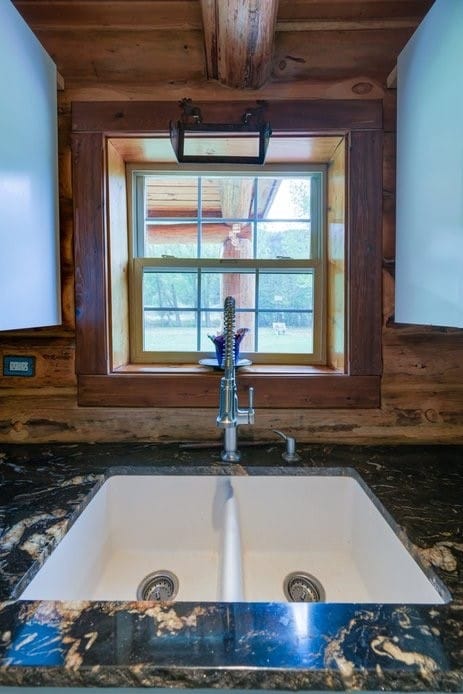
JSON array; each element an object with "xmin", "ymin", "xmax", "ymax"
[{"xmin": 114, "ymin": 363, "xmax": 339, "ymax": 374}]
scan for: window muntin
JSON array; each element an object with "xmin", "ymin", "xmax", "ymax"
[{"xmin": 130, "ymin": 168, "xmax": 326, "ymax": 364}]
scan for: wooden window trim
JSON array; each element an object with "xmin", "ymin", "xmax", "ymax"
[{"xmin": 72, "ymin": 100, "xmax": 382, "ymax": 408}]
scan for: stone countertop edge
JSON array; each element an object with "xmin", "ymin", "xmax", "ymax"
[{"xmin": 0, "ymin": 442, "xmax": 462, "ymax": 691}]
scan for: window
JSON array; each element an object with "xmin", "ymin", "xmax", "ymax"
[
  {"xmin": 129, "ymin": 168, "xmax": 326, "ymax": 364},
  {"xmin": 72, "ymin": 100, "xmax": 382, "ymax": 408}
]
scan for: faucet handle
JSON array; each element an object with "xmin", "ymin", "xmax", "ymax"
[
  {"xmin": 236, "ymin": 386, "xmax": 255, "ymax": 425},
  {"xmin": 242, "ymin": 386, "xmax": 254, "ymax": 424},
  {"xmin": 273, "ymin": 429, "xmax": 301, "ymax": 463},
  {"xmin": 248, "ymin": 386, "xmax": 255, "ymax": 422}
]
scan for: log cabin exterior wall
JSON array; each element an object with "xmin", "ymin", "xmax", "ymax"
[{"xmin": 1, "ymin": 1, "xmax": 462, "ymax": 444}]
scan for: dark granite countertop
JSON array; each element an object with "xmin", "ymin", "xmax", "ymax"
[{"xmin": 0, "ymin": 442, "xmax": 462, "ymax": 690}]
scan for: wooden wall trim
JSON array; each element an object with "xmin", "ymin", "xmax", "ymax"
[
  {"xmin": 72, "ymin": 132, "xmax": 108, "ymax": 374},
  {"xmin": 72, "ymin": 99, "xmax": 383, "ymax": 409},
  {"xmin": 78, "ymin": 374, "xmax": 380, "ymax": 408},
  {"xmin": 348, "ymin": 130, "xmax": 383, "ymax": 375},
  {"xmin": 72, "ymin": 99, "xmax": 383, "ymax": 134}
]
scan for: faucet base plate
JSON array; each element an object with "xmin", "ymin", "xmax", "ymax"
[{"xmin": 221, "ymin": 450, "xmax": 241, "ymax": 462}]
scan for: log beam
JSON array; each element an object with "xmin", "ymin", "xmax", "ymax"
[
  {"xmin": 200, "ymin": 0, "xmax": 278, "ymax": 89},
  {"xmin": 146, "ymin": 222, "xmax": 251, "ymax": 244}
]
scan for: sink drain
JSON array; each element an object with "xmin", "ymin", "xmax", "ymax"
[
  {"xmin": 137, "ymin": 570, "xmax": 179, "ymax": 601},
  {"xmin": 283, "ymin": 572, "xmax": 325, "ymax": 602}
]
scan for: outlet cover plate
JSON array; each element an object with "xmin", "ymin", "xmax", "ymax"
[{"xmin": 3, "ymin": 355, "xmax": 35, "ymax": 377}]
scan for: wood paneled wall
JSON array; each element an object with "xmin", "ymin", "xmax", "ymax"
[{"xmin": 1, "ymin": 84, "xmax": 463, "ymax": 445}]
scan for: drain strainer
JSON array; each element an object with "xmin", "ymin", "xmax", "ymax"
[
  {"xmin": 283, "ymin": 571, "xmax": 325, "ymax": 602},
  {"xmin": 137, "ymin": 570, "xmax": 179, "ymax": 601}
]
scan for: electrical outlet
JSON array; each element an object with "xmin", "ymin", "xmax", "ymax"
[{"xmin": 3, "ymin": 355, "xmax": 35, "ymax": 377}]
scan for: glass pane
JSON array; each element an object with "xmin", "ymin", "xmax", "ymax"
[
  {"xmin": 197, "ymin": 221, "xmax": 249, "ymax": 259},
  {"xmin": 256, "ymin": 221, "xmax": 311, "ymax": 259},
  {"xmin": 202, "ymin": 177, "xmax": 255, "ymax": 219},
  {"xmin": 141, "ymin": 269, "xmax": 317, "ymax": 355},
  {"xmin": 258, "ymin": 272, "xmax": 313, "ymax": 311},
  {"xmin": 143, "ymin": 270, "xmax": 197, "ymax": 310},
  {"xmin": 184, "ymin": 137, "xmax": 260, "ymax": 160},
  {"xmin": 201, "ymin": 221, "xmax": 253, "ymax": 259},
  {"xmin": 257, "ymin": 177, "xmax": 311, "ymax": 220},
  {"xmin": 257, "ymin": 311, "xmax": 313, "ymax": 354},
  {"xmin": 145, "ymin": 222, "xmax": 197, "ymax": 258},
  {"xmin": 201, "ymin": 314, "xmax": 254, "ymax": 354},
  {"xmin": 145, "ymin": 176, "xmax": 198, "ymax": 219},
  {"xmin": 201, "ymin": 272, "xmax": 256, "ymax": 310},
  {"xmin": 200, "ymin": 311, "xmax": 226, "ymax": 352},
  {"xmin": 200, "ymin": 178, "xmax": 223, "ymax": 219},
  {"xmin": 201, "ymin": 271, "xmax": 255, "ymax": 352},
  {"xmin": 200, "ymin": 271, "xmax": 222, "ymax": 310},
  {"xmin": 143, "ymin": 310, "xmax": 197, "ymax": 351}
]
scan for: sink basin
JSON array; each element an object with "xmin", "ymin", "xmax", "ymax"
[{"xmin": 20, "ymin": 472, "xmax": 448, "ymax": 604}]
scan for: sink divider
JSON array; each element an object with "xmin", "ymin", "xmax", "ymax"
[{"xmin": 218, "ymin": 481, "xmax": 244, "ymax": 601}]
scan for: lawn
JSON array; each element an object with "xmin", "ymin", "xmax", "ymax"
[{"xmin": 143, "ymin": 325, "xmax": 313, "ymax": 354}]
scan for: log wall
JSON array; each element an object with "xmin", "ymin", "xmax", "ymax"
[{"xmin": 1, "ymin": 84, "xmax": 463, "ymax": 445}]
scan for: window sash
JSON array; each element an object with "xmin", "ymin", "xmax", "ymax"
[
  {"xmin": 130, "ymin": 258, "xmax": 325, "ymax": 364},
  {"xmin": 133, "ymin": 168, "xmax": 323, "ymax": 262}
]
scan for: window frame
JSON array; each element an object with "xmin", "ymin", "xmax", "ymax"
[
  {"xmin": 72, "ymin": 99, "xmax": 382, "ymax": 408},
  {"xmin": 128, "ymin": 165, "xmax": 327, "ymax": 365}
]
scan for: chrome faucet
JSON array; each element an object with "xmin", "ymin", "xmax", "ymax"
[{"xmin": 216, "ymin": 296, "xmax": 254, "ymax": 462}]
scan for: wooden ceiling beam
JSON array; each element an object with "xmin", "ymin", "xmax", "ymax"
[
  {"xmin": 200, "ymin": 0, "xmax": 279, "ymax": 90},
  {"xmin": 220, "ymin": 179, "xmax": 254, "ymax": 219},
  {"xmin": 146, "ymin": 223, "xmax": 251, "ymax": 244}
]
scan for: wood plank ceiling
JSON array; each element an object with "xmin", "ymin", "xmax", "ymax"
[{"xmin": 13, "ymin": 0, "xmax": 434, "ymax": 91}]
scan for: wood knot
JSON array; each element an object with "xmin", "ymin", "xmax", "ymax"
[
  {"xmin": 351, "ymin": 82, "xmax": 373, "ymax": 95},
  {"xmin": 424, "ymin": 408, "xmax": 439, "ymax": 423},
  {"xmin": 10, "ymin": 421, "xmax": 29, "ymax": 441}
]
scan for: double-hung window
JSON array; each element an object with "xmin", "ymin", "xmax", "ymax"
[{"xmin": 129, "ymin": 166, "xmax": 326, "ymax": 365}]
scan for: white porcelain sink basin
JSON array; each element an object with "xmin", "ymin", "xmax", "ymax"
[{"xmin": 20, "ymin": 472, "xmax": 448, "ymax": 604}]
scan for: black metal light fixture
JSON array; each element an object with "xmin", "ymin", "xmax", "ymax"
[{"xmin": 170, "ymin": 99, "xmax": 272, "ymax": 165}]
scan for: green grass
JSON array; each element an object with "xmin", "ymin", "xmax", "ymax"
[{"xmin": 144, "ymin": 326, "xmax": 313, "ymax": 354}]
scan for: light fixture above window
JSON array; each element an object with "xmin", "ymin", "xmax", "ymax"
[{"xmin": 170, "ymin": 99, "xmax": 272, "ymax": 165}]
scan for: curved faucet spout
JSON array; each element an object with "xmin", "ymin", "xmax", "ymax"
[{"xmin": 216, "ymin": 296, "xmax": 255, "ymax": 462}]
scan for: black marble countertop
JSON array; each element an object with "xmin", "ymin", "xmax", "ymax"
[{"xmin": 0, "ymin": 442, "xmax": 462, "ymax": 690}]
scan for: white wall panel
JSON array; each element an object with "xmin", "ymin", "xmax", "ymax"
[
  {"xmin": 0, "ymin": 0, "xmax": 60, "ymax": 330},
  {"xmin": 395, "ymin": 0, "xmax": 463, "ymax": 327}
]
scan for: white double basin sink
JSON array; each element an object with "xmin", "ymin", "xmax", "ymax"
[{"xmin": 20, "ymin": 472, "xmax": 448, "ymax": 604}]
